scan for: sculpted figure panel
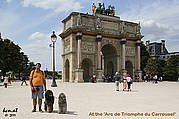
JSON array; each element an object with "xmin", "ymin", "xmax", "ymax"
[
  {"xmin": 126, "ymin": 47, "xmax": 135, "ymax": 56},
  {"xmin": 81, "ymin": 41, "xmax": 96, "ymax": 53},
  {"xmin": 126, "ymin": 25, "xmax": 136, "ymax": 33},
  {"xmin": 64, "ymin": 38, "xmax": 70, "ymax": 53},
  {"xmin": 102, "ymin": 21, "xmax": 118, "ymax": 30}
]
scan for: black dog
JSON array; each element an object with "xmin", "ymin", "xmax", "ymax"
[
  {"xmin": 44, "ymin": 90, "xmax": 54, "ymax": 113},
  {"xmin": 58, "ymin": 93, "xmax": 67, "ymax": 114}
]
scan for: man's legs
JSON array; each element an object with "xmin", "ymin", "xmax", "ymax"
[
  {"xmin": 38, "ymin": 99, "xmax": 43, "ymax": 112},
  {"xmin": 32, "ymin": 99, "xmax": 37, "ymax": 112},
  {"xmin": 116, "ymin": 81, "xmax": 119, "ymax": 91},
  {"xmin": 21, "ymin": 81, "xmax": 23, "ymax": 86}
]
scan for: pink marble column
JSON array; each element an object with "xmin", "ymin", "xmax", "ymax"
[
  {"xmin": 137, "ymin": 41, "xmax": 141, "ymax": 70},
  {"xmin": 97, "ymin": 35, "xmax": 102, "ymax": 69},
  {"xmin": 121, "ymin": 39, "xmax": 126, "ymax": 70},
  {"xmin": 77, "ymin": 32, "xmax": 82, "ymax": 68}
]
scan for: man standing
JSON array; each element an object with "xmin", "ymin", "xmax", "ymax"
[{"xmin": 30, "ymin": 63, "xmax": 46, "ymax": 112}]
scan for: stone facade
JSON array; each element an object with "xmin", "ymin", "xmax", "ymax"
[{"xmin": 60, "ymin": 12, "xmax": 143, "ymax": 82}]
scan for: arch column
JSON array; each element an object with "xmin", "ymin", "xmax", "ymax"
[
  {"xmin": 76, "ymin": 32, "xmax": 82, "ymax": 69},
  {"xmin": 136, "ymin": 40, "xmax": 141, "ymax": 70},
  {"xmin": 96, "ymin": 35, "xmax": 102, "ymax": 70},
  {"xmin": 75, "ymin": 32, "xmax": 84, "ymax": 82},
  {"xmin": 121, "ymin": 39, "xmax": 126, "ymax": 70},
  {"xmin": 116, "ymin": 55, "xmax": 120, "ymax": 72},
  {"xmin": 96, "ymin": 35, "xmax": 103, "ymax": 82},
  {"xmin": 120, "ymin": 39, "xmax": 127, "ymax": 77},
  {"xmin": 135, "ymin": 40, "xmax": 142, "ymax": 81}
]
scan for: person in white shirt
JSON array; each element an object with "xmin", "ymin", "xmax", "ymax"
[{"xmin": 126, "ymin": 74, "xmax": 132, "ymax": 91}]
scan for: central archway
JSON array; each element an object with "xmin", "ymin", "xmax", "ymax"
[
  {"xmin": 82, "ymin": 58, "xmax": 93, "ymax": 82},
  {"xmin": 101, "ymin": 44, "xmax": 117, "ymax": 77},
  {"xmin": 126, "ymin": 61, "xmax": 133, "ymax": 77}
]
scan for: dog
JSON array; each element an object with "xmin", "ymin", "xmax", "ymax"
[
  {"xmin": 58, "ymin": 93, "xmax": 67, "ymax": 114},
  {"xmin": 44, "ymin": 90, "xmax": 54, "ymax": 113}
]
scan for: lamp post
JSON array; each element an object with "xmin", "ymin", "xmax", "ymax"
[{"xmin": 50, "ymin": 31, "xmax": 57, "ymax": 87}]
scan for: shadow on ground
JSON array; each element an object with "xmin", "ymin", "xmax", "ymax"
[{"xmin": 45, "ymin": 110, "xmax": 77, "ymax": 115}]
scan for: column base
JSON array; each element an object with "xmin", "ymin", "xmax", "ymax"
[
  {"xmin": 134, "ymin": 70, "xmax": 142, "ymax": 82},
  {"xmin": 74, "ymin": 68, "xmax": 84, "ymax": 83},
  {"xmin": 96, "ymin": 69, "xmax": 103, "ymax": 82}
]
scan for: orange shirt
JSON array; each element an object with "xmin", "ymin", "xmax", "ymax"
[{"xmin": 30, "ymin": 70, "xmax": 45, "ymax": 86}]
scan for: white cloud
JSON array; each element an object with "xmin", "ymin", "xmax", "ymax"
[
  {"xmin": 22, "ymin": 31, "xmax": 62, "ymax": 71},
  {"xmin": 29, "ymin": 32, "xmax": 48, "ymax": 40},
  {"xmin": 6, "ymin": 0, "xmax": 12, "ymax": 3},
  {"xmin": 119, "ymin": 0, "xmax": 179, "ymax": 52},
  {"xmin": 23, "ymin": 0, "xmax": 83, "ymax": 13}
]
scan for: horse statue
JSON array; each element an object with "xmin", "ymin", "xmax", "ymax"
[
  {"xmin": 96, "ymin": 3, "xmax": 102, "ymax": 14},
  {"xmin": 105, "ymin": 5, "xmax": 113, "ymax": 15}
]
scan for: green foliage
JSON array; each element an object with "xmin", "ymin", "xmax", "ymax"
[
  {"xmin": 0, "ymin": 39, "xmax": 22, "ymax": 75},
  {"xmin": 164, "ymin": 55, "xmax": 179, "ymax": 81},
  {"xmin": 140, "ymin": 42, "xmax": 150, "ymax": 73},
  {"xmin": 0, "ymin": 37, "xmax": 33, "ymax": 78},
  {"xmin": 144, "ymin": 58, "xmax": 159, "ymax": 75}
]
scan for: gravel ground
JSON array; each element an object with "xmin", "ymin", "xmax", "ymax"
[{"xmin": 0, "ymin": 80, "xmax": 179, "ymax": 119}]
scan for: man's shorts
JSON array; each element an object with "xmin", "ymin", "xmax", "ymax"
[{"xmin": 32, "ymin": 86, "xmax": 44, "ymax": 99}]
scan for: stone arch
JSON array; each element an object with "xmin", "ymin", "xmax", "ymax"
[
  {"xmin": 126, "ymin": 60, "xmax": 133, "ymax": 77},
  {"xmin": 82, "ymin": 58, "xmax": 93, "ymax": 82},
  {"xmin": 101, "ymin": 44, "xmax": 117, "ymax": 77},
  {"xmin": 107, "ymin": 61, "xmax": 114, "ymax": 75},
  {"xmin": 65, "ymin": 59, "xmax": 70, "ymax": 82}
]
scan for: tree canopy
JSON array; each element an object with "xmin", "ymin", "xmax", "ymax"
[{"xmin": 0, "ymin": 37, "xmax": 33, "ymax": 77}]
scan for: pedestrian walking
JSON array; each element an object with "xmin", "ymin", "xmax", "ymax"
[
  {"xmin": 123, "ymin": 74, "xmax": 127, "ymax": 91},
  {"xmin": 153, "ymin": 75, "xmax": 158, "ymax": 84},
  {"xmin": 115, "ymin": 72, "xmax": 121, "ymax": 91},
  {"xmin": 3, "ymin": 75, "xmax": 8, "ymax": 88},
  {"xmin": 92, "ymin": 73, "xmax": 96, "ymax": 83},
  {"xmin": 21, "ymin": 75, "xmax": 28, "ymax": 86}
]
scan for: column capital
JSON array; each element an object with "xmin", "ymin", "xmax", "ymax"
[
  {"xmin": 136, "ymin": 41, "xmax": 142, "ymax": 46},
  {"xmin": 96, "ymin": 35, "xmax": 102, "ymax": 42},
  {"xmin": 76, "ymin": 32, "xmax": 82, "ymax": 40},
  {"xmin": 120, "ymin": 39, "xmax": 127, "ymax": 44}
]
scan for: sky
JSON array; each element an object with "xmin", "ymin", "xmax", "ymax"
[{"xmin": 0, "ymin": 0, "xmax": 179, "ymax": 71}]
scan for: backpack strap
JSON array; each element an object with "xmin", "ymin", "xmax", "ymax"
[
  {"xmin": 40, "ymin": 70, "xmax": 44, "ymax": 76},
  {"xmin": 31, "ymin": 70, "xmax": 44, "ymax": 80},
  {"xmin": 31, "ymin": 70, "xmax": 35, "ymax": 80}
]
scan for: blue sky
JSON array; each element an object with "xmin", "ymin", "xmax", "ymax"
[{"xmin": 0, "ymin": 0, "xmax": 179, "ymax": 71}]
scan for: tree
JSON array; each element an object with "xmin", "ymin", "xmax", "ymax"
[
  {"xmin": 0, "ymin": 39, "xmax": 22, "ymax": 76},
  {"xmin": 144, "ymin": 58, "xmax": 159, "ymax": 75},
  {"xmin": 157, "ymin": 59, "xmax": 167, "ymax": 77},
  {"xmin": 164, "ymin": 55, "xmax": 179, "ymax": 81},
  {"xmin": 140, "ymin": 42, "xmax": 150, "ymax": 73}
]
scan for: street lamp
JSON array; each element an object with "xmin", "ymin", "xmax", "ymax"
[{"xmin": 50, "ymin": 31, "xmax": 57, "ymax": 87}]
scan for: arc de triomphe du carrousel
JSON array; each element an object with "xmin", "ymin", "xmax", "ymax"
[{"xmin": 59, "ymin": 3, "xmax": 143, "ymax": 82}]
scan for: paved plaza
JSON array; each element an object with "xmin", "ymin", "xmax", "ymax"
[{"xmin": 0, "ymin": 80, "xmax": 179, "ymax": 119}]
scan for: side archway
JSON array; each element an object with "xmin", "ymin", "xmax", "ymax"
[
  {"xmin": 82, "ymin": 58, "xmax": 93, "ymax": 82},
  {"xmin": 65, "ymin": 59, "xmax": 70, "ymax": 82}
]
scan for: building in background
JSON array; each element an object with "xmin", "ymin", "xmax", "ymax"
[{"xmin": 146, "ymin": 40, "xmax": 179, "ymax": 60}]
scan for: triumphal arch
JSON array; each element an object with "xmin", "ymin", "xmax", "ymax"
[{"xmin": 60, "ymin": 4, "xmax": 143, "ymax": 82}]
